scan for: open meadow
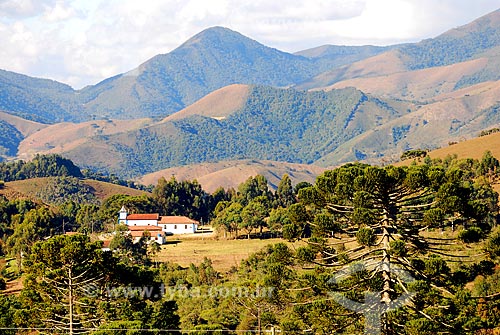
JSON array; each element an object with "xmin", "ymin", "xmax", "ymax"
[{"xmin": 155, "ymin": 235, "xmax": 305, "ymax": 272}]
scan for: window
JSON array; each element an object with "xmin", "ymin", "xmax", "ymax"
[
  {"xmin": 174, "ymin": 225, "xmax": 177, "ymax": 229},
  {"xmin": 185, "ymin": 225, "xmax": 188, "ymax": 229}
]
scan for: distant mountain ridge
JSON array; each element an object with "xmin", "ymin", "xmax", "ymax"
[
  {"xmin": 2, "ymin": 9, "xmax": 500, "ymax": 186},
  {"xmin": 0, "ymin": 27, "xmax": 391, "ymax": 123}
]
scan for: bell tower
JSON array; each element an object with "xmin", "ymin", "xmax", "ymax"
[{"xmin": 118, "ymin": 206, "xmax": 128, "ymax": 224}]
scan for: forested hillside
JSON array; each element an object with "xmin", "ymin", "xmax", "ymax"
[{"xmin": 61, "ymin": 86, "xmax": 407, "ymax": 177}]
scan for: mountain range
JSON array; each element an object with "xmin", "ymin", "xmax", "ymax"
[{"xmin": 1, "ymin": 9, "xmax": 500, "ymax": 187}]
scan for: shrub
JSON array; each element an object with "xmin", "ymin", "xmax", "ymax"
[
  {"xmin": 401, "ymin": 149, "xmax": 428, "ymax": 161},
  {"xmin": 458, "ymin": 227, "xmax": 484, "ymax": 243}
]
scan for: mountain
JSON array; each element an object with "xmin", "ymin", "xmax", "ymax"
[
  {"xmin": 298, "ymin": 9, "xmax": 500, "ymax": 91},
  {"xmin": 316, "ymin": 80, "xmax": 500, "ymax": 166},
  {"xmin": 20, "ymin": 85, "xmax": 409, "ymax": 178},
  {"xmin": 294, "ymin": 44, "xmax": 392, "ymax": 72},
  {"xmin": 3, "ymin": 9, "xmax": 500, "ymax": 184},
  {"xmin": 77, "ymin": 27, "xmax": 388, "ymax": 119},
  {"xmin": 0, "ymin": 27, "xmax": 395, "ymax": 123},
  {"xmin": 0, "ymin": 111, "xmax": 47, "ymax": 159},
  {"xmin": 0, "ymin": 70, "xmax": 78, "ymax": 123}
]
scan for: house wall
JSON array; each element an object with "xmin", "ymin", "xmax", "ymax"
[
  {"xmin": 125, "ymin": 219, "xmax": 158, "ymax": 226},
  {"xmin": 161, "ymin": 223, "xmax": 198, "ymax": 234}
]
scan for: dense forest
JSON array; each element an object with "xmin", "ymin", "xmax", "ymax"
[
  {"xmin": 90, "ymin": 86, "xmax": 403, "ymax": 178},
  {"xmin": 0, "ymin": 153, "xmax": 499, "ymax": 334}
]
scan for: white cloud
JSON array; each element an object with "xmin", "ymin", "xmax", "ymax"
[
  {"xmin": 43, "ymin": 1, "xmax": 79, "ymax": 22},
  {"xmin": 0, "ymin": 0, "xmax": 498, "ymax": 88},
  {"xmin": 0, "ymin": 0, "xmax": 56, "ymax": 18}
]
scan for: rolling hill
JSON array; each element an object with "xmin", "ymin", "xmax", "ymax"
[
  {"xmin": 315, "ymin": 80, "xmax": 500, "ymax": 166},
  {"xmin": 139, "ymin": 160, "xmax": 326, "ymax": 193},
  {"xmin": 419, "ymin": 131, "xmax": 500, "ymax": 162},
  {"xmin": 54, "ymin": 86, "xmax": 409, "ymax": 177},
  {"xmin": 0, "ymin": 177, "xmax": 147, "ymax": 205}
]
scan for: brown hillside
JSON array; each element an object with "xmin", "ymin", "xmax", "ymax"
[
  {"xmin": 296, "ymin": 50, "xmax": 407, "ymax": 90},
  {"xmin": 161, "ymin": 84, "xmax": 250, "ymax": 122},
  {"xmin": 425, "ymin": 131, "xmax": 500, "ymax": 162},
  {"xmin": 315, "ymin": 80, "xmax": 500, "ymax": 167},
  {"xmin": 138, "ymin": 160, "xmax": 326, "ymax": 193},
  {"xmin": 328, "ymin": 58, "xmax": 489, "ymax": 101},
  {"xmin": 82, "ymin": 179, "xmax": 148, "ymax": 199},
  {"xmin": 17, "ymin": 118, "xmax": 152, "ymax": 160},
  {"xmin": 0, "ymin": 111, "xmax": 48, "ymax": 136},
  {"xmin": 395, "ymin": 131, "xmax": 500, "ymax": 194}
]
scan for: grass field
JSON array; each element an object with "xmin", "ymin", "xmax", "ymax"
[{"xmin": 155, "ymin": 236, "xmax": 304, "ymax": 272}]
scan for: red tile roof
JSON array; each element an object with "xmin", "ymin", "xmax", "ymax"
[
  {"xmin": 159, "ymin": 216, "xmax": 198, "ymax": 224},
  {"xmin": 127, "ymin": 213, "xmax": 159, "ymax": 220}
]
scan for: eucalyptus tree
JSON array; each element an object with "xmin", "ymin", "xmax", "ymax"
[{"xmin": 296, "ymin": 163, "xmax": 497, "ymax": 334}]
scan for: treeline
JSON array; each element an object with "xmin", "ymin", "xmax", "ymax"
[{"xmin": 479, "ymin": 127, "xmax": 500, "ymax": 137}]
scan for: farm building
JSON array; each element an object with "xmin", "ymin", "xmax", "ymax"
[{"xmin": 118, "ymin": 206, "xmax": 199, "ymax": 235}]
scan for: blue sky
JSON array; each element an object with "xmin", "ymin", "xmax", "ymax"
[{"xmin": 0, "ymin": 0, "xmax": 499, "ymax": 89}]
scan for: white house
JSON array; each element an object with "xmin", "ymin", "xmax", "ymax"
[
  {"xmin": 118, "ymin": 206, "xmax": 199, "ymax": 235},
  {"xmin": 158, "ymin": 216, "xmax": 198, "ymax": 234}
]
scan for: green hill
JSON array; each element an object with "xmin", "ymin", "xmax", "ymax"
[
  {"xmin": 61, "ymin": 86, "xmax": 408, "ymax": 177},
  {"xmin": 0, "ymin": 69, "xmax": 79, "ymax": 123}
]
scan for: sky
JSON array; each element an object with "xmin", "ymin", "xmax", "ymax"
[{"xmin": 0, "ymin": 0, "xmax": 499, "ymax": 89}]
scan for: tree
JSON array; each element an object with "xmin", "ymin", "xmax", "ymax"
[
  {"xmin": 0, "ymin": 295, "xmax": 20, "ymax": 335},
  {"xmin": 153, "ymin": 177, "xmax": 211, "ymax": 222},
  {"xmin": 148, "ymin": 241, "xmax": 161, "ymax": 267},
  {"xmin": 75, "ymin": 204, "xmax": 102, "ymax": 234},
  {"xmin": 477, "ymin": 150, "xmax": 500, "ymax": 181},
  {"xmin": 6, "ymin": 207, "xmax": 55, "ymax": 270},
  {"xmin": 23, "ymin": 234, "xmax": 106, "ymax": 334},
  {"xmin": 274, "ymin": 174, "xmax": 296, "ymax": 208},
  {"xmin": 211, "ymin": 202, "xmax": 243, "ymax": 238},
  {"xmin": 298, "ymin": 163, "xmax": 496, "ymax": 333},
  {"xmin": 237, "ymin": 175, "xmax": 271, "ymax": 206},
  {"xmin": 241, "ymin": 199, "xmax": 268, "ymax": 239},
  {"xmin": 267, "ymin": 207, "xmax": 290, "ymax": 236},
  {"xmin": 282, "ymin": 203, "xmax": 310, "ymax": 241}
]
